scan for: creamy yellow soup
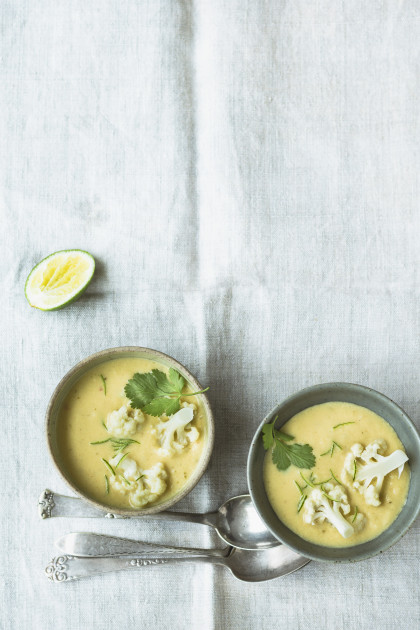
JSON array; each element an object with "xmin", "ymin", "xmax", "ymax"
[
  {"xmin": 264, "ymin": 402, "xmax": 410, "ymax": 547},
  {"xmin": 57, "ymin": 357, "xmax": 206, "ymax": 509}
]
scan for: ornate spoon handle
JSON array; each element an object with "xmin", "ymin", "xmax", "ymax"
[
  {"xmin": 46, "ymin": 554, "xmax": 225, "ymax": 582},
  {"xmin": 39, "ymin": 489, "xmax": 217, "ymax": 525}
]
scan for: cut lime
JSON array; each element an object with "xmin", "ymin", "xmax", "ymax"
[{"xmin": 25, "ymin": 249, "xmax": 95, "ymax": 311}]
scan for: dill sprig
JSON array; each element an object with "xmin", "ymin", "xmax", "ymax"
[
  {"xmin": 321, "ymin": 441, "xmax": 342, "ymax": 457},
  {"xmin": 115, "ymin": 453, "xmax": 128, "ymax": 468},
  {"xmin": 101, "ymin": 458, "xmax": 115, "ymax": 476},
  {"xmin": 352, "ymin": 506, "xmax": 359, "ymax": 523},
  {"xmin": 104, "ymin": 474, "xmax": 109, "ymax": 494},
  {"xmin": 297, "ymin": 494, "xmax": 307, "ymax": 513},
  {"xmin": 330, "ymin": 469, "xmax": 341, "ymax": 484},
  {"xmin": 333, "ymin": 421, "xmax": 355, "ymax": 429},
  {"xmin": 90, "ymin": 437, "xmax": 140, "ymax": 453}
]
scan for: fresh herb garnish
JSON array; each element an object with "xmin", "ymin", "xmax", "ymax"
[
  {"xmin": 297, "ymin": 494, "xmax": 307, "ymax": 513},
  {"xmin": 124, "ymin": 368, "xmax": 209, "ymax": 417},
  {"xmin": 300, "ymin": 472, "xmax": 315, "ymax": 488},
  {"xmin": 101, "ymin": 420, "xmax": 108, "ymax": 431},
  {"xmin": 135, "ymin": 475, "xmax": 144, "ymax": 481},
  {"xmin": 352, "ymin": 506, "xmax": 359, "ymax": 523},
  {"xmin": 115, "ymin": 453, "xmax": 128, "ymax": 468},
  {"xmin": 100, "ymin": 374, "xmax": 107, "ymax": 395},
  {"xmin": 333, "ymin": 422, "xmax": 355, "ymax": 429},
  {"xmin": 314, "ymin": 476, "xmax": 332, "ymax": 485},
  {"xmin": 330, "ymin": 469, "xmax": 341, "ymax": 484},
  {"xmin": 121, "ymin": 475, "xmax": 131, "ymax": 486},
  {"xmin": 321, "ymin": 485, "xmax": 341, "ymax": 503},
  {"xmin": 90, "ymin": 437, "xmax": 140, "ymax": 453},
  {"xmin": 104, "ymin": 474, "xmax": 109, "ymax": 494},
  {"xmin": 352, "ymin": 460, "xmax": 357, "ymax": 481},
  {"xmin": 101, "ymin": 458, "xmax": 115, "ymax": 476},
  {"xmin": 321, "ymin": 441, "xmax": 342, "ymax": 457},
  {"xmin": 294, "ymin": 480, "xmax": 305, "ymax": 495},
  {"xmin": 262, "ymin": 418, "xmax": 315, "ymax": 471}
]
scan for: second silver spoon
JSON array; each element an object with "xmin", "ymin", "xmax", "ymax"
[{"xmin": 39, "ymin": 489, "xmax": 278, "ymax": 550}]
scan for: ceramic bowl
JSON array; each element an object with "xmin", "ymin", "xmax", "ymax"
[
  {"xmin": 46, "ymin": 346, "xmax": 214, "ymax": 515},
  {"xmin": 247, "ymin": 382, "xmax": 420, "ymax": 562}
]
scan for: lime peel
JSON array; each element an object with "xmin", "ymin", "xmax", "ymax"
[{"xmin": 25, "ymin": 249, "xmax": 95, "ymax": 311}]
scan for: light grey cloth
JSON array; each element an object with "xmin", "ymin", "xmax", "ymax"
[{"xmin": 1, "ymin": 1, "xmax": 419, "ymax": 629}]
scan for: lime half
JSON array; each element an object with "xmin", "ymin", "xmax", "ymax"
[{"xmin": 25, "ymin": 249, "xmax": 95, "ymax": 310}]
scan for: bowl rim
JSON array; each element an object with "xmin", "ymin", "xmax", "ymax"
[
  {"xmin": 46, "ymin": 345, "xmax": 215, "ymax": 515},
  {"xmin": 247, "ymin": 381, "xmax": 420, "ymax": 562}
]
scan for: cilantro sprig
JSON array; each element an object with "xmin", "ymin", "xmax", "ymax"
[
  {"xmin": 124, "ymin": 368, "xmax": 209, "ymax": 417},
  {"xmin": 262, "ymin": 417, "xmax": 315, "ymax": 471}
]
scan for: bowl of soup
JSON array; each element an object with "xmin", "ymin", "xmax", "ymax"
[
  {"xmin": 247, "ymin": 383, "xmax": 420, "ymax": 562},
  {"xmin": 46, "ymin": 347, "xmax": 214, "ymax": 515}
]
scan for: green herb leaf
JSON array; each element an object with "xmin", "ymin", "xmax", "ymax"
[
  {"xmin": 332, "ymin": 440, "xmax": 342, "ymax": 450},
  {"xmin": 101, "ymin": 458, "xmax": 115, "ymax": 476},
  {"xmin": 330, "ymin": 469, "xmax": 341, "ymax": 484},
  {"xmin": 135, "ymin": 475, "xmax": 144, "ymax": 481},
  {"xmin": 272, "ymin": 442, "xmax": 291, "ymax": 470},
  {"xmin": 297, "ymin": 494, "xmax": 307, "ymax": 513},
  {"xmin": 115, "ymin": 453, "xmax": 128, "ymax": 469},
  {"xmin": 352, "ymin": 506, "xmax": 359, "ymax": 523},
  {"xmin": 168, "ymin": 367, "xmax": 185, "ymax": 393},
  {"xmin": 284, "ymin": 443, "xmax": 315, "ymax": 469},
  {"xmin": 274, "ymin": 429, "xmax": 294, "ymax": 442},
  {"xmin": 314, "ymin": 477, "xmax": 332, "ymax": 485},
  {"xmin": 121, "ymin": 475, "xmax": 131, "ymax": 485},
  {"xmin": 294, "ymin": 480, "xmax": 304, "ymax": 496},
  {"xmin": 90, "ymin": 438, "xmax": 111, "ymax": 445},
  {"xmin": 100, "ymin": 374, "xmax": 107, "ymax": 395},
  {"xmin": 262, "ymin": 421, "xmax": 275, "ymax": 450},
  {"xmin": 124, "ymin": 368, "xmax": 208, "ymax": 417},
  {"xmin": 353, "ymin": 460, "xmax": 357, "ymax": 481},
  {"xmin": 333, "ymin": 421, "xmax": 355, "ymax": 429},
  {"xmin": 124, "ymin": 372, "xmax": 158, "ymax": 408},
  {"xmin": 143, "ymin": 396, "xmax": 181, "ymax": 417},
  {"xmin": 262, "ymin": 417, "xmax": 294, "ymax": 450},
  {"xmin": 300, "ymin": 472, "xmax": 316, "ymax": 488},
  {"xmin": 104, "ymin": 475, "xmax": 109, "ymax": 494},
  {"xmin": 101, "ymin": 420, "xmax": 108, "ymax": 431}
]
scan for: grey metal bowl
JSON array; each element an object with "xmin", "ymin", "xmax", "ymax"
[
  {"xmin": 247, "ymin": 382, "xmax": 420, "ymax": 562},
  {"xmin": 46, "ymin": 346, "xmax": 214, "ymax": 515}
]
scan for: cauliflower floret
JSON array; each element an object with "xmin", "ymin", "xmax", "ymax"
[
  {"xmin": 352, "ymin": 512, "xmax": 367, "ymax": 533},
  {"xmin": 303, "ymin": 483, "xmax": 357, "ymax": 538},
  {"xmin": 341, "ymin": 440, "xmax": 408, "ymax": 507},
  {"xmin": 105, "ymin": 404, "xmax": 144, "ymax": 437},
  {"xmin": 153, "ymin": 407, "xmax": 199, "ymax": 455},
  {"xmin": 108, "ymin": 454, "xmax": 167, "ymax": 508},
  {"xmin": 129, "ymin": 463, "xmax": 167, "ymax": 508}
]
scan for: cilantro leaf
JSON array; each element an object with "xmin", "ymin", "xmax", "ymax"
[
  {"xmin": 262, "ymin": 416, "xmax": 294, "ymax": 450},
  {"xmin": 274, "ymin": 429, "xmax": 294, "ymax": 442},
  {"xmin": 168, "ymin": 367, "xmax": 185, "ymax": 393},
  {"xmin": 151, "ymin": 369, "xmax": 175, "ymax": 394},
  {"xmin": 262, "ymin": 421, "xmax": 275, "ymax": 450},
  {"xmin": 284, "ymin": 443, "xmax": 315, "ymax": 469},
  {"xmin": 261, "ymin": 416, "xmax": 315, "ymax": 471},
  {"xmin": 272, "ymin": 441, "xmax": 291, "ymax": 470},
  {"xmin": 124, "ymin": 372, "xmax": 158, "ymax": 408},
  {"xmin": 124, "ymin": 367, "xmax": 207, "ymax": 417},
  {"xmin": 143, "ymin": 396, "xmax": 181, "ymax": 417}
]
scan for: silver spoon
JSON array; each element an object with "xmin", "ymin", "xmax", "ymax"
[
  {"xmin": 39, "ymin": 489, "xmax": 278, "ymax": 550},
  {"xmin": 48, "ymin": 532, "xmax": 309, "ymax": 583}
]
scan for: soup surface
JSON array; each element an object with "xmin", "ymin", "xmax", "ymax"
[
  {"xmin": 57, "ymin": 357, "xmax": 206, "ymax": 509},
  {"xmin": 264, "ymin": 402, "xmax": 410, "ymax": 547}
]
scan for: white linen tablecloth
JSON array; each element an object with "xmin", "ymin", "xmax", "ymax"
[{"xmin": 1, "ymin": 1, "xmax": 419, "ymax": 628}]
